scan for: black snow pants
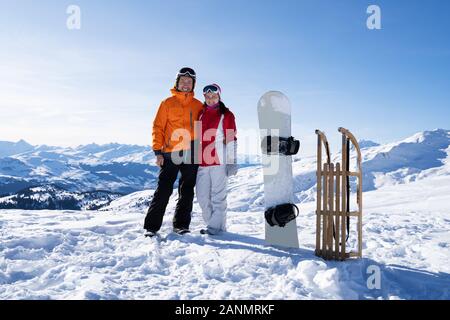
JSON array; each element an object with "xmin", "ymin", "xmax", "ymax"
[{"xmin": 144, "ymin": 151, "xmax": 199, "ymax": 232}]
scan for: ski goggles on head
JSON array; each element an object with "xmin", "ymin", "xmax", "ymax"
[
  {"xmin": 203, "ymin": 84, "xmax": 221, "ymax": 95},
  {"xmin": 177, "ymin": 67, "xmax": 196, "ymax": 79}
]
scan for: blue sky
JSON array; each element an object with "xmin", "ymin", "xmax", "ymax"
[{"xmin": 0, "ymin": 0, "xmax": 449, "ymax": 155}]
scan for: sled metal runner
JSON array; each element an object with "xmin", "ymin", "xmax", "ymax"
[{"xmin": 315, "ymin": 128, "xmax": 363, "ymax": 260}]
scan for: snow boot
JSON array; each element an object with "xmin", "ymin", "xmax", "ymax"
[
  {"xmin": 173, "ymin": 228, "xmax": 190, "ymax": 235},
  {"xmin": 144, "ymin": 230, "xmax": 158, "ymax": 238}
]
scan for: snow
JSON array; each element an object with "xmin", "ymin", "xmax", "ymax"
[
  {"xmin": 100, "ymin": 190, "xmax": 155, "ymax": 212},
  {"xmin": 0, "ymin": 129, "xmax": 449, "ymax": 300},
  {"xmin": 1, "ymin": 169, "xmax": 449, "ymax": 300}
]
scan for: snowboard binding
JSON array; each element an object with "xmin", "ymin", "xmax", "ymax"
[
  {"xmin": 261, "ymin": 136, "xmax": 300, "ymax": 156},
  {"xmin": 265, "ymin": 203, "xmax": 299, "ymax": 228},
  {"xmin": 315, "ymin": 128, "xmax": 363, "ymax": 261}
]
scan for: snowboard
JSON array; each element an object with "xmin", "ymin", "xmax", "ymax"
[{"xmin": 257, "ymin": 91, "xmax": 300, "ymax": 249}]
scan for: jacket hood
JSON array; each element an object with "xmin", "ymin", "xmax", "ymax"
[{"xmin": 171, "ymin": 88, "xmax": 195, "ymax": 100}]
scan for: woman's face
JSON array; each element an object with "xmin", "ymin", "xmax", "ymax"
[
  {"xmin": 204, "ymin": 92, "xmax": 220, "ymax": 106},
  {"xmin": 178, "ymin": 76, "xmax": 194, "ymax": 92}
]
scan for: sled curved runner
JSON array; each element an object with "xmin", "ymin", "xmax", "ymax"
[{"xmin": 315, "ymin": 128, "xmax": 363, "ymax": 260}]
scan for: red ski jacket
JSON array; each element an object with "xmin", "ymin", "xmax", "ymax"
[{"xmin": 198, "ymin": 102, "xmax": 237, "ymax": 167}]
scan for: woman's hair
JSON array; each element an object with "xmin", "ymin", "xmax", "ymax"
[
  {"xmin": 203, "ymin": 101, "xmax": 229, "ymax": 115},
  {"xmin": 218, "ymin": 101, "xmax": 229, "ymax": 115}
]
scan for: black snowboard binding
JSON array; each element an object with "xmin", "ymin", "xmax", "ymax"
[
  {"xmin": 261, "ymin": 136, "xmax": 300, "ymax": 156},
  {"xmin": 265, "ymin": 203, "xmax": 299, "ymax": 228}
]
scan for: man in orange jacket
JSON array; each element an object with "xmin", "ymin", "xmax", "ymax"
[{"xmin": 144, "ymin": 67, "xmax": 203, "ymax": 237}]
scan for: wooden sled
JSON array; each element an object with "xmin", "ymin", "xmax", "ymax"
[{"xmin": 315, "ymin": 128, "xmax": 363, "ymax": 260}]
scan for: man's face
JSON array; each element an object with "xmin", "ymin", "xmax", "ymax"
[
  {"xmin": 178, "ymin": 76, "xmax": 194, "ymax": 92},
  {"xmin": 204, "ymin": 92, "xmax": 220, "ymax": 106}
]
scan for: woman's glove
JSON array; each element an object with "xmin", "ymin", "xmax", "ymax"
[
  {"xmin": 225, "ymin": 140, "xmax": 238, "ymax": 177},
  {"xmin": 226, "ymin": 164, "xmax": 238, "ymax": 177}
]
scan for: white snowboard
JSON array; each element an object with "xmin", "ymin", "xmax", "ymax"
[{"xmin": 257, "ymin": 91, "xmax": 299, "ymax": 249}]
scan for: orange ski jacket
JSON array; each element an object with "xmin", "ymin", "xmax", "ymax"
[{"xmin": 152, "ymin": 88, "xmax": 203, "ymax": 155}]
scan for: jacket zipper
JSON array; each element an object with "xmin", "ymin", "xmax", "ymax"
[{"xmin": 165, "ymin": 134, "xmax": 170, "ymax": 149}]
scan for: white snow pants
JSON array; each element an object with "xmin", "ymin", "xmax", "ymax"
[{"xmin": 196, "ymin": 165, "xmax": 228, "ymax": 234}]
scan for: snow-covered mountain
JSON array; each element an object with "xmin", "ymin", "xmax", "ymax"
[
  {"xmin": 0, "ymin": 185, "xmax": 123, "ymax": 211},
  {"xmin": 1, "ymin": 129, "xmax": 449, "ymax": 211},
  {"xmin": 0, "ymin": 141, "xmax": 261, "ymax": 199},
  {"xmin": 0, "ymin": 140, "xmax": 34, "ymax": 158},
  {"xmin": 0, "ymin": 142, "xmax": 160, "ymax": 196},
  {"xmin": 357, "ymin": 139, "xmax": 380, "ymax": 149},
  {"xmin": 292, "ymin": 128, "xmax": 450, "ymax": 202}
]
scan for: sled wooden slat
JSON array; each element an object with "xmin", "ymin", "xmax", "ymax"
[
  {"xmin": 327, "ymin": 163, "xmax": 334, "ymax": 259},
  {"xmin": 322, "ymin": 163, "xmax": 328, "ymax": 257},
  {"xmin": 315, "ymin": 128, "xmax": 363, "ymax": 261},
  {"xmin": 335, "ymin": 163, "xmax": 341, "ymax": 260},
  {"xmin": 347, "ymin": 172, "xmax": 360, "ymax": 177},
  {"xmin": 317, "ymin": 211, "xmax": 361, "ymax": 217},
  {"xmin": 319, "ymin": 171, "xmax": 359, "ymax": 177}
]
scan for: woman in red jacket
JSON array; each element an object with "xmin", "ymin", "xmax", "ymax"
[{"xmin": 196, "ymin": 84, "xmax": 238, "ymax": 235}]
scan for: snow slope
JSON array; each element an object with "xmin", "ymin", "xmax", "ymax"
[
  {"xmin": 0, "ymin": 129, "xmax": 449, "ymax": 300},
  {"xmin": 0, "ymin": 171, "xmax": 448, "ymax": 300}
]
